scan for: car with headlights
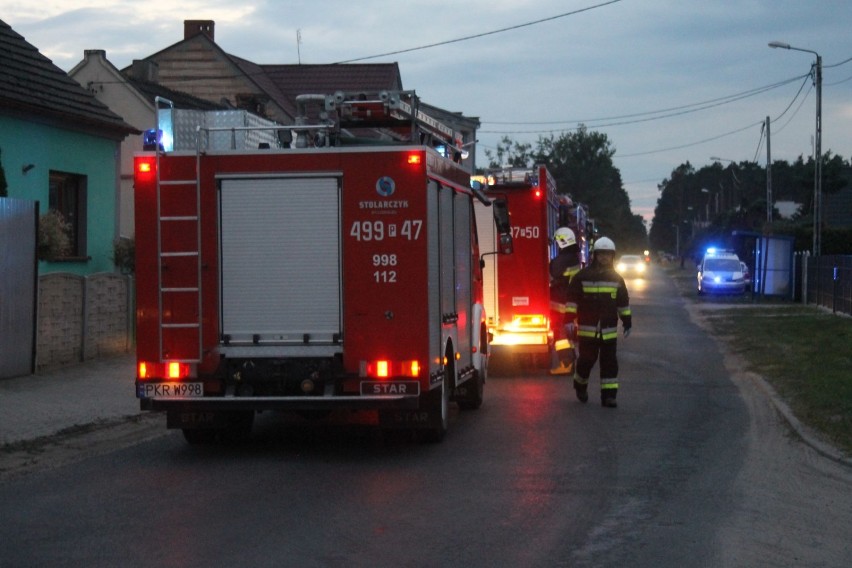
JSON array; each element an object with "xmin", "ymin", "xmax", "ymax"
[
  {"xmin": 697, "ymin": 249, "xmax": 746, "ymax": 295},
  {"xmin": 616, "ymin": 254, "xmax": 646, "ymax": 276}
]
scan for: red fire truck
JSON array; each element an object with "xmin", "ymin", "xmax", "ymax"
[
  {"xmin": 133, "ymin": 91, "xmax": 511, "ymax": 443},
  {"xmin": 474, "ymin": 166, "xmax": 590, "ymax": 368}
]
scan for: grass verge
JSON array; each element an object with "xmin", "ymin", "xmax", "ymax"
[{"xmin": 665, "ymin": 265, "xmax": 852, "ymax": 456}]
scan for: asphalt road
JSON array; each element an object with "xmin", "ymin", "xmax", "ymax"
[{"xmin": 1, "ymin": 266, "xmax": 850, "ymax": 567}]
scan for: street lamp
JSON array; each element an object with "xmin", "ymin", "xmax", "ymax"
[
  {"xmin": 769, "ymin": 41, "xmax": 822, "ymax": 255},
  {"xmin": 710, "ymin": 156, "xmax": 738, "ymax": 211}
]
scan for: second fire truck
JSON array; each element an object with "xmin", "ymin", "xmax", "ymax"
[{"xmin": 474, "ymin": 165, "xmax": 590, "ymax": 368}]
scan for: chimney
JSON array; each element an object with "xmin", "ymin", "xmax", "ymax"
[
  {"xmin": 128, "ymin": 59, "xmax": 160, "ymax": 83},
  {"xmin": 184, "ymin": 20, "xmax": 215, "ymax": 41}
]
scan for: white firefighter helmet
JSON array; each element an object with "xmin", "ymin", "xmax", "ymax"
[
  {"xmin": 554, "ymin": 227, "xmax": 577, "ymax": 249},
  {"xmin": 593, "ymin": 236, "xmax": 616, "ymax": 252}
]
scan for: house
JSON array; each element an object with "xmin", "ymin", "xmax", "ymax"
[
  {"xmin": 68, "ymin": 50, "xmax": 227, "ymax": 238},
  {"xmin": 126, "ymin": 20, "xmax": 480, "ymax": 172},
  {"xmin": 0, "ymin": 18, "xmax": 137, "ymax": 275},
  {"xmin": 1, "ymin": 18, "xmax": 141, "ymax": 372}
]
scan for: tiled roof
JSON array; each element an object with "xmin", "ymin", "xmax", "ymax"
[
  {"xmin": 224, "ymin": 56, "xmax": 403, "ymax": 120},
  {"xmin": 125, "ymin": 77, "xmax": 228, "ymax": 111},
  {"xmin": 227, "ymin": 55, "xmax": 297, "ymax": 117},
  {"xmin": 0, "ymin": 18, "xmax": 136, "ymax": 138},
  {"xmin": 258, "ymin": 63, "xmax": 403, "ymax": 118}
]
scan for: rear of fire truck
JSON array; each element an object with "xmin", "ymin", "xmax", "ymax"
[
  {"xmin": 473, "ymin": 165, "xmax": 560, "ymax": 369},
  {"xmin": 474, "ymin": 165, "xmax": 594, "ymax": 370},
  {"xmin": 133, "ymin": 91, "xmax": 511, "ymax": 443}
]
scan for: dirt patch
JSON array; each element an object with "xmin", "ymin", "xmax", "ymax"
[{"xmin": 0, "ymin": 413, "xmax": 167, "ymax": 482}]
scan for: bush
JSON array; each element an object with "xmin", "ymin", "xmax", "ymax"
[
  {"xmin": 112, "ymin": 237, "xmax": 135, "ymax": 274},
  {"xmin": 38, "ymin": 210, "xmax": 72, "ymax": 260}
]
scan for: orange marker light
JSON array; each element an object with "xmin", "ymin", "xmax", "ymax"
[
  {"xmin": 168, "ymin": 362, "xmax": 182, "ymax": 379},
  {"xmin": 376, "ymin": 360, "xmax": 390, "ymax": 378},
  {"xmin": 138, "ymin": 362, "xmax": 148, "ymax": 379}
]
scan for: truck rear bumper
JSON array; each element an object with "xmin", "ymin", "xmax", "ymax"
[{"xmin": 140, "ymin": 394, "xmax": 420, "ymax": 413}]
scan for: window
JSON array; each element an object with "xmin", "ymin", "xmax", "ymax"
[{"xmin": 49, "ymin": 171, "xmax": 87, "ymax": 258}]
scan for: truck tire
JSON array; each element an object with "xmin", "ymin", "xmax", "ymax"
[
  {"xmin": 224, "ymin": 411, "xmax": 255, "ymax": 442},
  {"xmin": 420, "ymin": 376, "xmax": 450, "ymax": 443},
  {"xmin": 182, "ymin": 428, "xmax": 217, "ymax": 445},
  {"xmin": 180, "ymin": 411, "xmax": 254, "ymax": 445}
]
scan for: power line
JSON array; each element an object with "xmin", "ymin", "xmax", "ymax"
[
  {"xmin": 753, "ymin": 122, "xmax": 765, "ymax": 163},
  {"xmin": 769, "ymin": 73, "xmax": 811, "ymax": 124},
  {"xmin": 333, "ymin": 0, "xmax": 624, "ymax": 64},
  {"xmin": 772, "ymin": 83, "xmax": 813, "ymax": 136},
  {"xmin": 482, "ymin": 75, "xmax": 809, "ymax": 133},
  {"xmin": 486, "ymin": 75, "xmax": 805, "ymax": 127},
  {"xmin": 615, "ymin": 121, "xmax": 763, "ymax": 158}
]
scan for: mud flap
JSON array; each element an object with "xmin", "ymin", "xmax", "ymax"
[
  {"xmin": 378, "ymin": 407, "xmax": 437, "ymax": 430},
  {"xmin": 168, "ymin": 410, "xmax": 230, "ymax": 430},
  {"xmin": 378, "ymin": 388, "xmax": 444, "ymax": 431}
]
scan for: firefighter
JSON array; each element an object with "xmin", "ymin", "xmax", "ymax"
[
  {"xmin": 565, "ymin": 236, "xmax": 632, "ymax": 407},
  {"xmin": 549, "ymin": 227, "xmax": 582, "ymax": 375}
]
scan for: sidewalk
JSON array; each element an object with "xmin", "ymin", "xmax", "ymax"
[{"xmin": 0, "ymin": 354, "xmax": 139, "ymax": 447}]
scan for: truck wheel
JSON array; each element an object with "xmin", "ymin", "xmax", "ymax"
[
  {"xmin": 181, "ymin": 411, "xmax": 254, "ymax": 445},
  {"xmin": 182, "ymin": 428, "xmax": 218, "ymax": 445},
  {"xmin": 223, "ymin": 411, "xmax": 255, "ymax": 442},
  {"xmin": 420, "ymin": 378, "xmax": 450, "ymax": 443},
  {"xmin": 457, "ymin": 367, "xmax": 484, "ymax": 410}
]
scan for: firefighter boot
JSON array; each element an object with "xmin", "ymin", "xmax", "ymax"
[
  {"xmin": 601, "ymin": 390, "xmax": 618, "ymax": 408},
  {"xmin": 549, "ymin": 361, "xmax": 573, "ymax": 375},
  {"xmin": 573, "ymin": 379, "xmax": 588, "ymax": 403}
]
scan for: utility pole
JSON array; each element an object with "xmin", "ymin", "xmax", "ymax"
[
  {"xmin": 814, "ymin": 53, "xmax": 822, "ymax": 255},
  {"xmin": 766, "ymin": 116, "xmax": 772, "ymax": 223},
  {"xmin": 768, "ymin": 41, "xmax": 822, "ymax": 255}
]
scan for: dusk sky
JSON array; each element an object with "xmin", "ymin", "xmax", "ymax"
[{"xmin": 4, "ymin": 0, "xmax": 851, "ymax": 223}]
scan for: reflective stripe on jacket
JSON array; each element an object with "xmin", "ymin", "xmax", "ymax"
[{"xmin": 566, "ymin": 266, "xmax": 631, "ymax": 342}]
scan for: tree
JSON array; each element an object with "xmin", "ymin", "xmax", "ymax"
[
  {"xmin": 650, "ymin": 153, "xmax": 851, "ymax": 256},
  {"xmin": 483, "ymin": 136, "xmax": 536, "ymax": 169},
  {"xmin": 484, "ymin": 127, "xmax": 647, "ymax": 251}
]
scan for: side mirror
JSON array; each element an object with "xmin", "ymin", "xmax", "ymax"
[
  {"xmin": 492, "ymin": 198, "xmax": 513, "ymax": 255},
  {"xmin": 498, "ymin": 233, "xmax": 513, "ymax": 255}
]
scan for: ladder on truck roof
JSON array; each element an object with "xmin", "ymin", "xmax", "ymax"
[
  {"xmin": 153, "ymin": 98, "xmax": 204, "ymax": 363},
  {"xmin": 295, "ymin": 90, "xmax": 461, "ymax": 150}
]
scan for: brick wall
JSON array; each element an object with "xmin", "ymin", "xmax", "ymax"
[{"xmin": 37, "ymin": 273, "xmax": 133, "ymax": 370}]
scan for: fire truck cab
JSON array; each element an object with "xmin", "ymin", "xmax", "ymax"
[{"xmin": 133, "ymin": 91, "xmax": 511, "ymax": 443}]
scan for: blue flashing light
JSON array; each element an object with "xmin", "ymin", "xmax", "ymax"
[{"xmin": 143, "ymin": 129, "xmax": 163, "ymax": 151}]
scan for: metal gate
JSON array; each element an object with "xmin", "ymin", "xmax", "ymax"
[{"xmin": 0, "ymin": 198, "xmax": 38, "ymax": 378}]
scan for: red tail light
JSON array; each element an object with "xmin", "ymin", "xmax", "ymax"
[
  {"xmin": 361, "ymin": 359, "xmax": 421, "ymax": 378},
  {"xmin": 138, "ymin": 361, "xmax": 192, "ymax": 380},
  {"xmin": 135, "ymin": 157, "xmax": 156, "ymax": 182}
]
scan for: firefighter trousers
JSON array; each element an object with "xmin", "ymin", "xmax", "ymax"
[
  {"xmin": 575, "ymin": 338, "xmax": 619, "ymax": 398},
  {"xmin": 550, "ymin": 310, "xmax": 575, "ymax": 367}
]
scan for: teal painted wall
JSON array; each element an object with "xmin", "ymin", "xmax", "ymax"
[{"xmin": 0, "ymin": 114, "xmax": 120, "ymax": 275}]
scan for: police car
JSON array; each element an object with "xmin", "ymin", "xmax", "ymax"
[{"xmin": 697, "ymin": 248, "xmax": 746, "ymax": 295}]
